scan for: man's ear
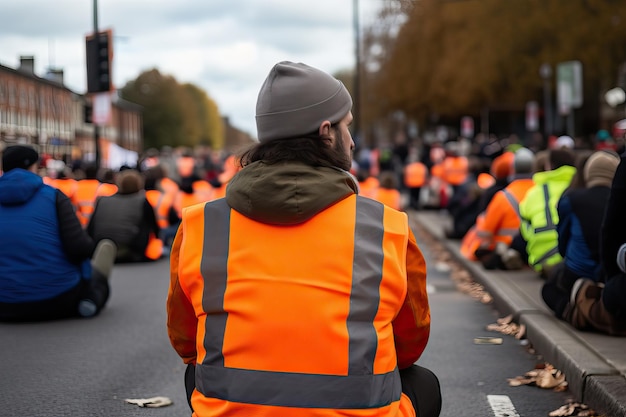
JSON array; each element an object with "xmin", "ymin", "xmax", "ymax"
[{"xmin": 319, "ymin": 120, "xmax": 332, "ymax": 137}]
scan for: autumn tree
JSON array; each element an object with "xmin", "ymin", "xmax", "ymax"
[
  {"xmin": 368, "ymin": 0, "xmax": 626, "ymax": 135},
  {"xmin": 120, "ymin": 69, "xmax": 225, "ymax": 150}
]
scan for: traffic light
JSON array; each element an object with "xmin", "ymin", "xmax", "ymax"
[
  {"xmin": 86, "ymin": 29, "xmax": 113, "ymax": 93},
  {"xmin": 83, "ymin": 103, "xmax": 93, "ymax": 124}
]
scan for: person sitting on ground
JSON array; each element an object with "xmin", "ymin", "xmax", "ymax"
[
  {"xmin": 542, "ymin": 151, "xmax": 620, "ymax": 321},
  {"xmin": 562, "ymin": 154, "xmax": 626, "ymax": 336},
  {"xmin": 167, "ymin": 61, "xmax": 442, "ymax": 417},
  {"xmin": 373, "ymin": 170, "xmax": 403, "ymax": 210},
  {"xmin": 518, "ymin": 148, "xmax": 577, "ymax": 278},
  {"xmin": 88, "ymin": 169, "xmax": 161, "ymax": 263},
  {"xmin": 0, "ymin": 145, "xmax": 116, "ymax": 320},
  {"xmin": 470, "ymin": 148, "xmax": 536, "ymax": 269},
  {"xmin": 476, "ymin": 151, "xmax": 515, "ymax": 214},
  {"xmin": 444, "ymin": 156, "xmax": 489, "ymax": 239}
]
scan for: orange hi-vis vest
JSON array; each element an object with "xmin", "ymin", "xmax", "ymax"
[
  {"xmin": 374, "ymin": 188, "xmax": 402, "ymax": 211},
  {"xmin": 73, "ymin": 179, "xmax": 117, "ymax": 227},
  {"xmin": 171, "ymin": 197, "xmax": 416, "ymax": 417},
  {"xmin": 403, "ymin": 162, "xmax": 427, "ymax": 188},
  {"xmin": 460, "ymin": 178, "xmax": 535, "ymax": 261},
  {"xmin": 358, "ymin": 176, "xmax": 380, "ymax": 199},
  {"xmin": 475, "ymin": 178, "xmax": 535, "ymax": 251},
  {"xmin": 146, "ymin": 189, "xmax": 175, "ymax": 229},
  {"xmin": 173, "ymin": 190, "xmax": 205, "ymax": 219},
  {"xmin": 442, "ymin": 156, "xmax": 468, "ymax": 186},
  {"xmin": 51, "ymin": 178, "xmax": 79, "ymax": 200}
]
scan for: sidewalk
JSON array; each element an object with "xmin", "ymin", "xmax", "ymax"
[{"xmin": 411, "ymin": 210, "xmax": 626, "ymax": 417}]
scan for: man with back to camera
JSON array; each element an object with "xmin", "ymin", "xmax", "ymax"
[
  {"xmin": 0, "ymin": 145, "xmax": 116, "ymax": 320},
  {"xmin": 167, "ymin": 61, "xmax": 442, "ymax": 417}
]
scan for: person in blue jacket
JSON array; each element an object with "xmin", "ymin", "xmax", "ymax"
[{"xmin": 0, "ymin": 145, "xmax": 116, "ymax": 321}]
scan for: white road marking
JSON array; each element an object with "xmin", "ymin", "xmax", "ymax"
[
  {"xmin": 487, "ymin": 395, "xmax": 520, "ymax": 417},
  {"xmin": 427, "ymin": 284, "xmax": 436, "ymax": 294}
]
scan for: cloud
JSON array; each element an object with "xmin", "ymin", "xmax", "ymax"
[{"xmin": 0, "ymin": 0, "xmax": 380, "ymax": 139}]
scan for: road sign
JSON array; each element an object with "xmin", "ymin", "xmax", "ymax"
[
  {"xmin": 525, "ymin": 101, "xmax": 539, "ymax": 132},
  {"xmin": 461, "ymin": 116, "xmax": 474, "ymax": 138},
  {"xmin": 557, "ymin": 61, "xmax": 583, "ymax": 115}
]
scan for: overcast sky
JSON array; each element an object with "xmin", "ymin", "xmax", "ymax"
[{"xmin": 0, "ymin": 0, "xmax": 382, "ymax": 140}]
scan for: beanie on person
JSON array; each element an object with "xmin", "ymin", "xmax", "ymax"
[
  {"xmin": 555, "ymin": 135, "xmax": 575, "ymax": 149},
  {"xmin": 513, "ymin": 147, "xmax": 536, "ymax": 175},
  {"xmin": 255, "ymin": 61, "xmax": 353, "ymax": 142},
  {"xmin": 2, "ymin": 145, "xmax": 39, "ymax": 172},
  {"xmin": 490, "ymin": 152, "xmax": 514, "ymax": 179},
  {"xmin": 584, "ymin": 151, "xmax": 620, "ymax": 188}
]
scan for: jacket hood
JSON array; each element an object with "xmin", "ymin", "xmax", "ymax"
[
  {"xmin": 0, "ymin": 169, "xmax": 44, "ymax": 206},
  {"xmin": 226, "ymin": 161, "xmax": 359, "ymax": 225},
  {"xmin": 532, "ymin": 165, "xmax": 576, "ymax": 185}
]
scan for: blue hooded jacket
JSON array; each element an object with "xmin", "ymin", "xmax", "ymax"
[{"xmin": 0, "ymin": 169, "xmax": 83, "ymax": 303}]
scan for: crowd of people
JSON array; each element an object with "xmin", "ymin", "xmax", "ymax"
[
  {"xmin": 433, "ymin": 132, "xmax": 626, "ymax": 337},
  {"xmin": 5, "ymin": 57, "xmax": 626, "ymax": 416}
]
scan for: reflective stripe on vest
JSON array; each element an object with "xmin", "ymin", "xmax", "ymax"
[
  {"xmin": 194, "ymin": 198, "xmax": 402, "ymax": 409},
  {"xmin": 534, "ymin": 185, "xmax": 556, "ymax": 233}
]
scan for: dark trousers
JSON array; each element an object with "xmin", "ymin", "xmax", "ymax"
[
  {"xmin": 602, "ymin": 272, "xmax": 626, "ymax": 320},
  {"xmin": 184, "ymin": 364, "xmax": 442, "ymax": 417},
  {"xmin": 541, "ymin": 262, "xmax": 579, "ymax": 319},
  {"xmin": 0, "ymin": 277, "xmax": 109, "ymax": 322},
  {"xmin": 408, "ymin": 187, "xmax": 422, "ymax": 210}
]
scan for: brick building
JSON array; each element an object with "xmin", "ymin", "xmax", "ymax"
[{"xmin": 0, "ymin": 56, "xmax": 142, "ymax": 169}]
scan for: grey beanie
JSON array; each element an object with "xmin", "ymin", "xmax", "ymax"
[
  {"xmin": 255, "ymin": 61, "xmax": 353, "ymax": 142},
  {"xmin": 513, "ymin": 147, "xmax": 535, "ymax": 174},
  {"xmin": 584, "ymin": 150, "xmax": 620, "ymax": 188}
]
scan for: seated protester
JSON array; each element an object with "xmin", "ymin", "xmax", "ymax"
[
  {"xmin": 444, "ymin": 156, "xmax": 489, "ymax": 239},
  {"xmin": 518, "ymin": 149, "xmax": 576, "ymax": 278},
  {"xmin": 477, "ymin": 152, "xmax": 515, "ymax": 212},
  {"xmin": 0, "ymin": 145, "xmax": 116, "ymax": 320},
  {"xmin": 460, "ymin": 151, "xmax": 516, "ymax": 258},
  {"xmin": 144, "ymin": 166, "xmax": 178, "ymax": 249},
  {"xmin": 88, "ymin": 169, "xmax": 161, "ymax": 263},
  {"xmin": 562, "ymin": 155, "xmax": 626, "ymax": 336},
  {"xmin": 542, "ymin": 151, "xmax": 620, "ymax": 320},
  {"xmin": 472, "ymin": 148, "xmax": 536, "ymax": 269},
  {"xmin": 372, "ymin": 171, "xmax": 403, "ymax": 210}
]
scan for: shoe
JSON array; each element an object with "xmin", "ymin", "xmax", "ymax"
[
  {"xmin": 617, "ymin": 243, "xmax": 626, "ymax": 273},
  {"xmin": 570, "ymin": 278, "xmax": 589, "ymax": 305},
  {"xmin": 91, "ymin": 239, "xmax": 117, "ymax": 280},
  {"xmin": 78, "ymin": 299, "xmax": 98, "ymax": 318}
]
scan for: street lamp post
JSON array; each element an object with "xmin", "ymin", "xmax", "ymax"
[
  {"xmin": 353, "ymin": 0, "xmax": 361, "ymax": 145},
  {"xmin": 540, "ymin": 63, "xmax": 553, "ymax": 141},
  {"xmin": 92, "ymin": 0, "xmax": 101, "ymax": 170}
]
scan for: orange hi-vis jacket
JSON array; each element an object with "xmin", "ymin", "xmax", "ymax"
[
  {"xmin": 358, "ymin": 176, "xmax": 380, "ymax": 199},
  {"xmin": 146, "ymin": 189, "xmax": 175, "ymax": 229},
  {"xmin": 403, "ymin": 162, "xmax": 427, "ymax": 188},
  {"xmin": 173, "ymin": 189, "xmax": 206, "ymax": 219},
  {"xmin": 50, "ymin": 178, "xmax": 79, "ymax": 200},
  {"xmin": 373, "ymin": 188, "xmax": 402, "ymax": 211},
  {"xmin": 474, "ymin": 178, "xmax": 535, "ymax": 252},
  {"xmin": 442, "ymin": 156, "xmax": 468, "ymax": 186},
  {"xmin": 73, "ymin": 179, "xmax": 118, "ymax": 227},
  {"xmin": 460, "ymin": 177, "xmax": 535, "ymax": 261},
  {"xmin": 168, "ymin": 196, "xmax": 429, "ymax": 417}
]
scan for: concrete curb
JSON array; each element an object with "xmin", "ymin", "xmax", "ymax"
[{"xmin": 411, "ymin": 211, "xmax": 626, "ymax": 416}]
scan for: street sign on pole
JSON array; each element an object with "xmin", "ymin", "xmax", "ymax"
[
  {"xmin": 557, "ymin": 61, "xmax": 583, "ymax": 115},
  {"xmin": 525, "ymin": 101, "xmax": 539, "ymax": 132},
  {"xmin": 460, "ymin": 116, "xmax": 474, "ymax": 138}
]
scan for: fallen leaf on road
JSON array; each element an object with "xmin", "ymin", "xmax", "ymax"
[
  {"xmin": 549, "ymin": 401, "xmax": 599, "ymax": 416},
  {"xmin": 507, "ymin": 363, "xmax": 568, "ymax": 391},
  {"xmin": 125, "ymin": 396, "xmax": 173, "ymax": 408}
]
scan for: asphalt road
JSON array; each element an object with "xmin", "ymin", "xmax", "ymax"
[{"xmin": 0, "ymin": 227, "xmax": 577, "ymax": 417}]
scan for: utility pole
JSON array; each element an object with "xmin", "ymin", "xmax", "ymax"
[
  {"xmin": 93, "ymin": 0, "xmax": 101, "ymax": 170},
  {"xmin": 353, "ymin": 0, "xmax": 361, "ymax": 146}
]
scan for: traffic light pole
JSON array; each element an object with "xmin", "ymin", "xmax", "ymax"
[{"xmin": 93, "ymin": 0, "xmax": 101, "ymax": 171}]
